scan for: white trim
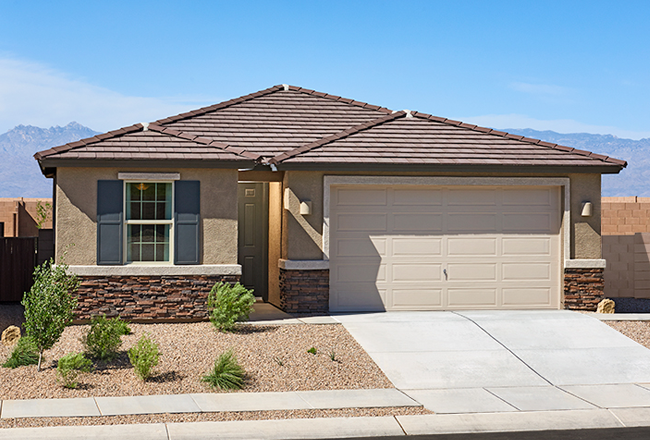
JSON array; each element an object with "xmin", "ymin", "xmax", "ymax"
[
  {"xmin": 564, "ymin": 259, "xmax": 607, "ymax": 269},
  {"xmin": 279, "ymin": 259, "xmax": 329, "ymax": 270},
  {"xmin": 118, "ymin": 172, "xmax": 180, "ymax": 181},
  {"xmin": 322, "ymin": 175, "xmax": 571, "ymax": 264},
  {"xmin": 64, "ymin": 265, "xmax": 241, "ymax": 276}
]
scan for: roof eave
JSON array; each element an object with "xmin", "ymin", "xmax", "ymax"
[
  {"xmin": 37, "ymin": 158, "xmax": 257, "ymax": 170},
  {"xmin": 273, "ymin": 162, "xmax": 625, "ymax": 174}
]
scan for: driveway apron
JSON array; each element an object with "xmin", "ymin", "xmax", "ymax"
[{"xmin": 335, "ymin": 310, "xmax": 650, "ymax": 413}]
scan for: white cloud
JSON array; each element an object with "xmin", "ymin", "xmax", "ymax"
[
  {"xmin": 0, "ymin": 58, "xmax": 218, "ymax": 133},
  {"xmin": 455, "ymin": 113, "xmax": 650, "ymax": 140}
]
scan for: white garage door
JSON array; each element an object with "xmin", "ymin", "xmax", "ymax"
[{"xmin": 329, "ymin": 185, "xmax": 561, "ymax": 311}]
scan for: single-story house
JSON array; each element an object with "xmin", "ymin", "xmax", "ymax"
[{"xmin": 35, "ymin": 85, "xmax": 626, "ymax": 320}]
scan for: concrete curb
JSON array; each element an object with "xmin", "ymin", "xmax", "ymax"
[{"xmin": 4, "ymin": 409, "xmax": 650, "ymax": 440}]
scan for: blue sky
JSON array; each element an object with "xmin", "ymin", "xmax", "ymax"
[{"xmin": 1, "ymin": 0, "xmax": 649, "ymax": 138}]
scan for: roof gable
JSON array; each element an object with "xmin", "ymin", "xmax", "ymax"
[{"xmin": 270, "ymin": 111, "xmax": 626, "ymax": 169}]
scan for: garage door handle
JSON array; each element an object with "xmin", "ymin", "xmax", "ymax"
[{"xmin": 443, "ymin": 269, "xmax": 447, "ymax": 280}]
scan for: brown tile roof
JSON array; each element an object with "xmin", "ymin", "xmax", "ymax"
[
  {"xmin": 35, "ymin": 123, "xmax": 255, "ymax": 162},
  {"xmin": 270, "ymin": 111, "xmax": 627, "ymax": 169},
  {"xmin": 35, "ymin": 85, "xmax": 627, "ymax": 171},
  {"xmin": 157, "ymin": 85, "xmax": 391, "ymax": 158}
]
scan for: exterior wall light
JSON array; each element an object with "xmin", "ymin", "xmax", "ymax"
[{"xmin": 581, "ymin": 202, "xmax": 593, "ymax": 217}]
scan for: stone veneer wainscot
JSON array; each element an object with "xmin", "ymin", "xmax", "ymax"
[
  {"xmin": 66, "ymin": 265, "xmax": 241, "ymax": 322},
  {"xmin": 563, "ymin": 260, "xmax": 606, "ymax": 311}
]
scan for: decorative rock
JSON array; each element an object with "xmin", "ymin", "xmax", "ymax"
[
  {"xmin": 597, "ymin": 298, "xmax": 616, "ymax": 314},
  {"xmin": 1, "ymin": 325, "xmax": 21, "ymax": 347}
]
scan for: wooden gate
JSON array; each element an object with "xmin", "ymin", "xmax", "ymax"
[{"xmin": 0, "ymin": 237, "xmax": 37, "ymax": 302}]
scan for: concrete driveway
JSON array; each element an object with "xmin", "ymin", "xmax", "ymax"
[{"xmin": 335, "ymin": 310, "xmax": 650, "ymax": 414}]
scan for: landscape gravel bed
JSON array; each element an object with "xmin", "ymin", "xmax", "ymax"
[
  {"xmin": 606, "ymin": 321, "xmax": 650, "ymax": 348},
  {"xmin": 0, "ymin": 407, "xmax": 432, "ymax": 429},
  {"xmin": 0, "ymin": 314, "xmax": 393, "ymax": 400}
]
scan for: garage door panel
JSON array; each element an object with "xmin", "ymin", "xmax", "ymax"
[
  {"xmin": 448, "ymin": 237, "xmax": 497, "ymax": 256},
  {"xmin": 336, "ymin": 263, "xmax": 386, "ymax": 282},
  {"xmin": 448, "ymin": 263, "xmax": 497, "ymax": 281},
  {"xmin": 337, "ymin": 213, "xmax": 387, "ymax": 231},
  {"xmin": 392, "ymin": 263, "xmax": 442, "ymax": 282},
  {"xmin": 393, "ymin": 213, "xmax": 443, "ymax": 232},
  {"xmin": 336, "ymin": 238, "xmax": 386, "ymax": 257},
  {"xmin": 502, "ymin": 237, "xmax": 551, "ymax": 256},
  {"xmin": 447, "ymin": 213, "xmax": 498, "ymax": 232},
  {"xmin": 502, "ymin": 288, "xmax": 552, "ymax": 306},
  {"xmin": 391, "ymin": 289, "xmax": 442, "ymax": 307},
  {"xmin": 337, "ymin": 188, "xmax": 387, "ymax": 205},
  {"xmin": 393, "ymin": 188, "xmax": 443, "ymax": 205},
  {"xmin": 392, "ymin": 237, "xmax": 442, "ymax": 256},
  {"xmin": 448, "ymin": 188, "xmax": 497, "ymax": 205},
  {"xmin": 503, "ymin": 188, "xmax": 552, "ymax": 206},
  {"xmin": 502, "ymin": 263, "xmax": 551, "ymax": 281},
  {"xmin": 503, "ymin": 213, "xmax": 552, "ymax": 233},
  {"xmin": 335, "ymin": 285, "xmax": 386, "ymax": 310},
  {"xmin": 448, "ymin": 288, "xmax": 498, "ymax": 306}
]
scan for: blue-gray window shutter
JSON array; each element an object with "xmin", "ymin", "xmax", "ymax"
[
  {"xmin": 97, "ymin": 180, "xmax": 123, "ymax": 265},
  {"xmin": 174, "ymin": 180, "xmax": 200, "ymax": 265}
]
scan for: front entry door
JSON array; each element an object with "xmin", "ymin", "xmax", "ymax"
[{"xmin": 237, "ymin": 183, "xmax": 268, "ymax": 301}]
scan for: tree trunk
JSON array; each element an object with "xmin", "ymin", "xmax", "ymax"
[{"xmin": 37, "ymin": 351, "xmax": 43, "ymax": 372}]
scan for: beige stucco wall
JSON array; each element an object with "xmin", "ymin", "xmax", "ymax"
[
  {"xmin": 55, "ymin": 167, "xmax": 238, "ymax": 265},
  {"xmin": 281, "ymin": 170, "xmax": 604, "ymax": 261},
  {"xmin": 569, "ymin": 173, "xmax": 602, "ymax": 259}
]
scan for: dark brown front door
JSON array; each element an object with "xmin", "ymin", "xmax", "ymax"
[{"xmin": 237, "ymin": 183, "xmax": 268, "ymax": 301}]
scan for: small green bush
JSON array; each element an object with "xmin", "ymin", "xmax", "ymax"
[
  {"xmin": 307, "ymin": 347, "xmax": 317, "ymax": 355},
  {"xmin": 2, "ymin": 336, "xmax": 39, "ymax": 368},
  {"xmin": 22, "ymin": 258, "xmax": 79, "ymax": 370},
  {"xmin": 207, "ymin": 282, "xmax": 255, "ymax": 332},
  {"xmin": 57, "ymin": 352, "xmax": 92, "ymax": 389},
  {"xmin": 128, "ymin": 333, "xmax": 160, "ymax": 381},
  {"xmin": 83, "ymin": 315, "xmax": 129, "ymax": 361},
  {"xmin": 202, "ymin": 350, "xmax": 245, "ymax": 390}
]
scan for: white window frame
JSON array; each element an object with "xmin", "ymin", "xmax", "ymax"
[{"xmin": 123, "ymin": 180, "xmax": 175, "ymax": 265}]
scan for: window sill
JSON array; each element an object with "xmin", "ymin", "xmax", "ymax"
[{"xmin": 62, "ymin": 265, "xmax": 242, "ymax": 276}]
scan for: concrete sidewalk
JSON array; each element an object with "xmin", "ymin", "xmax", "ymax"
[{"xmin": 0, "ymin": 388, "xmax": 419, "ymax": 419}]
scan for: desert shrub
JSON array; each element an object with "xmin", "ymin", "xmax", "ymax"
[
  {"xmin": 128, "ymin": 333, "xmax": 160, "ymax": 380},
  {"xmin": 57, "ymin": 352, "xmax": 92, "ymax": 389},
  {"xmin": 207, "ymin": 282, "xmax": 255, "ymax": 332},
  {"xmin": 2, "ymin": 336, "xmax": 39, "ymax": 368},
  {"xmin": 22, "ymin": 258, "xmax": 79, "ymax": 371},
  {"xmin": 83, "ymin": 315, "xmax": 129, "ymax": 361},
  {"xmin": 202, "ymin": 349, "xmax": 246, "ymax": 390}
]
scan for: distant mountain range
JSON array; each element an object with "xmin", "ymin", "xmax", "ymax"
[
  {"xmin": 0, "ymin": 123, "xmax": 647, "ymax": 198},
  {"xmin": 503, "ymin": 128, "xmax": 649, "ymax": 197},
  {"xmin": 0, "ymin": 122, "xmax": 99, "ymax": 198}
]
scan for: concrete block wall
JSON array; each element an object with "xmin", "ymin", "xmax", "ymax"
[
  {"xmin": 602, "ymin": 196, "xmax": 650, "ymax": 235},
  {"xmin": 602, "ymin": 197, "xmax": 650, "ymax": 300}
]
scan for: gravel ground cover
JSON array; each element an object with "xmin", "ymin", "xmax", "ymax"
[
  {"xmin": 0, "ymin": 407, "xmax": 432, "ymax": 429},
  {"xmin": 606, "ymin": 321, "xmax": 650, "ymax": 348},
  {"xmin": 0, "ymin": 304, "xmax": 393, "ymax": 400}
]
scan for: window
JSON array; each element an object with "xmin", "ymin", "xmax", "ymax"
[{"xmin": 125, "ymin": 182, "xmax": 172, "ymax": 263}]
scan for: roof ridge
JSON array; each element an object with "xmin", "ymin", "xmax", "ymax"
[
  {"xmin": 154, "ymin": 85, "xmax": 284, "ymax": 125},
  {"xmin": 34, "ymin": 124, "xmax": 143, "ymax": 160},
  {"xmin": 410, "ymin": 112, "xmax": 627, "ymax": 168},
  {"xmin": 147, "ymin": 124, "xmax": 260, "ymax": 161},
  {"xmin": 285, "ymin": 85, "xmax": 393, "ymax": 114},
  {"xmin": 270, "ymin": 111, "xmax": 406, "ymax": 164}
]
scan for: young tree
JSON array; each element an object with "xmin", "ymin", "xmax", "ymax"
[{"xmin": 21, "ymin": 259, "xmax": 79, "ymax": 371}]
